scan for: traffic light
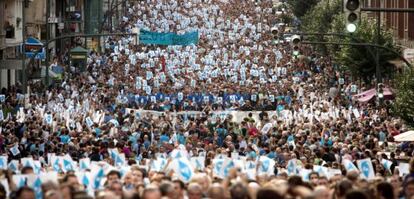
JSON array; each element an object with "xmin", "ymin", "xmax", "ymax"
[
  {"xmin": 344, "ymin": 0, "xmax": 361, "ymax": 33},
  {"xmin": 271, "ymin": 26, "xmax": 279, "ymax": 40},
  {"xmin": 291, "ymin": 35, "xmax": 301, "ymax": 56}
]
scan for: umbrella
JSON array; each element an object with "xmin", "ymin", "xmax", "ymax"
[{"xmin": 394, "ymin": 130, "xmax": 414, "ymax": 142}]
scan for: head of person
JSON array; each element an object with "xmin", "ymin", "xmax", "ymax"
[
  {"xmin": 21, "ymin": 166, "xmax": 34, "ymax": 175},
  {"xmin": 142, "ymin": 185, "xmax": 161, "ymax": 199},
  {"xmin": 308, "ymin": 172, "xmax": 319, "ymax": 186},
  {"xmin": 187, "ymin": 183, "xmax": 203, "ymax": 199},
  {"xmin": 335, "ymin": 180, "xmax": 353, "ymax": 199},
  {"xmin": 313, "ymin": 186, "xmax": 330, "ymax": 199},
  {"xmin": 173, "ymin": 179, "xmax": 185, "ymax": 199},
  {"xmin": 230, "ymin": 183, "xmax": 250, "ymax": 199},
  {"xmin": 106, "ymin": 181, "xmax": 123, "ymax": 196},
  {"xmin": 405, "ymin": 178, "xmax": 414, "ymax": 199},
  {"xmin": 345, "ymin": 190, "xmax": 368, "ymax": 199},
  {"xmin": 62, "ymin": 174, "xmax": 79, "ymax": 188},
  {"xmin": 207, "ymin": 184, "xmax": 225, "ymax": 199},
  {"xmin": 256, "ymin": 188, "xmax": 283, "ymax": 199},
  {"xmin": 376, "ymin": 182, "xmax": 394, "ymax": 199},
  {"xmin": 106, "ymin": 170, "xmax": 121, "ymax": 185},
  {"xmin": 15, "ymin": 187, "xmax": 35, "ymax": 199},
  {"xmin": 159, "ymin": 182, "xmax": 176, "ymax": 199}
]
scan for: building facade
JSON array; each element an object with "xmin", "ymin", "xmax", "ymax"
[
  {"xmin": 1, "ymin": 0, "xmax": 109, "ymax": 90},
  {"xmin": 365, "ymin": 0, "xmax": 414, "ymax": 48}
]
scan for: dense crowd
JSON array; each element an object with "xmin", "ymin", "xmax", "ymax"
[{"xmin": 0, "ymin": 0, "xmax": 413, "ymax": 199}]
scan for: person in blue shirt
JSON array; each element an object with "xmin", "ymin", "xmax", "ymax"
[{"xmin": 59, "ymin": 130, "xmax": 70, "ymax": 144}]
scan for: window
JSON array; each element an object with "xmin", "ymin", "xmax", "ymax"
[{"xmin": 4, "ymin": 21, "xmax": 15, "ymax": 38}]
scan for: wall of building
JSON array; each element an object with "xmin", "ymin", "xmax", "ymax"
[{"xmin": 367, "ymin": 0, "xmax": 414, "ymax": 48}]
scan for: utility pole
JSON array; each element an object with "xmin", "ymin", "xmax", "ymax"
[
  {"xmin": 46, "ymin": 0, "xmax": 50, "ymax": 87},
  {"xmin": 22, "ymin": 0, "xmax": 27, "ymax": 93},
  {"xmin": 375, "ymin": 2, "xmax": 381, "ymax": 84}
]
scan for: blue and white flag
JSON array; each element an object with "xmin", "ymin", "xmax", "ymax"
[
  {"xmin": 21, "ymin": 158, "xmax": 35, "ymax": 170},
  {"xmin": 381, "ymin": 159, "xmax": 393, "ymax": 171},
  {"xmin": 213, "ymin": 159, "xmax": 224, "ymax": 178},
  {"xmin": 170, "ymin": 149, "xmax": 188, "ymax": 159},
  {"xmin": 80, "ymin": 158, "xmax": 91, "ymax": 171},
  {"xmin": 85, "ymin": 117, "xmax": 94, "ymax": 128},
  {"xmin": 190, "ymin": 157, "xmax": 205, "ymax": 171},
  {"xmin": 0, "ymin": 156, "xmax": 7, "ymax": 169},
  {"xmin": 300, "ymin": 169, "xmax": 312, "ymax": 181},
  {"xmin": 244, "ymin": 160, "xmax": 256, "ymax": 170},
  {"xmin": 399, "ymin": 162, "xmax": 410, "ymax": 177},
  {"xmin": 327, "ymin": 168, "xmax": 342, "ymax": 179},
  {"xmin": 178, "ymin": 92, "xmax": 184, "ymax": 101},
  {"xmin": 45, "ymin": 114, "xmax": 53, "ymax": 125},
  {"xmin": 258, "ymin": 156, "xmax": 275, "ymax": 175},
  {"xmin": 313, "ymin": 165, "xmax": 328, "ymax": 177},
  {"xmin": 357, "ymin": 158, "xmax": 375, "ymax": 180},
  {"xmin": 150, "ymin": 158, "xmax": 167, "ymax": 172},
  {"xmin": 13, "ymin": 175, "xmax": 28, "ymax": 188},
  {"xmin": 10, "ymin": 145, "xmax": 20, "ymax": 156},
  {"xmin": 8, "ymin": 160, "xmax": 19, "ymax": 173},
  {"xmin": 109, "ymin": 119, "xmax": 119, "ymax": 127},
  {"xmin": 174, "ymin": 158, "xmax": 194, "ymax": 183},
  {"xmin": 231, "ymin": 152, "xmax": 239, "ymax": 160},
  {"xmin": 91, "ymin": 165, "xmax": 105, "ymax": 189},
  {"xmin": 0, "ymin": 95, "xmax": 5, "ymax": 102},
  {"xmin": 342, "ymin": 159, "xmax": 358, "ymax": 172},
  {"xmin": 286, "ymin": 159, "xmax": 298, "ymax": 176},
  {"xmin": 221, "ymin": 158, "xmax": 235, "ymax": 178}
]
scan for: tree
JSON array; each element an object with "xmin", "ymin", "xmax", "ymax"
[
  {"xmin": 285, "ymin": 0, "xmax": 320, "ymax": 18},
  {"xmin": 393, "ymin": 69, "xmax": 414, "ymax": 126},
  {"xmin": 300, "ymin": 0, "xmax": 343, "ymax": 54},
  {"xmin": 328, "ymin": 13, "xmax": 400, "ymax": 83}
]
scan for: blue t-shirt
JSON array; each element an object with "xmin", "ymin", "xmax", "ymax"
[{"xmin": 60, "ymin": 135, "xmax": 70, "ymax": 144}]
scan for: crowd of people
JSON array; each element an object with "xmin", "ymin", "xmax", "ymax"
[{"xmin": 0, "ymin": 0, "xmax": 413, "ymax": 198}]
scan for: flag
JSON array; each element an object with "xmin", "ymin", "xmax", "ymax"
[
  {"xmin": 300, "ymin": 169, "xmax": 312, "ymax": 181},
  {"xmin": 399, "ymin": 163, "xmax": 410, "ymax": 177},
  {"xmin": 174, "ymin": 158, "xmax": 194, "ymax": 183},
  {"xmin": 381, "ymin": 159, "xmax": 393, "ymax": 171},
  {"xmin": 287, "ymin": 159, "xmax": 298, "ymax": 176},
  {"xmin": 213, "ymin": 159, "xmax": 224, "ymax": 178},
  {"xmin": 313, "ymin": 165, "xmax": 328, "ymax": 177},
  {"xmin": 221, "ymin": 158, "xmax": 235, "ymax": 178},
  {"xmin": 8, "ymin": 160, "xmax": 19, "ymax": 172},
  {"xmin": 258, "ymin": 156, "xmax": 275, "ymax": 175},
  {"xmin": 190, "ymin": 157, "xmax": 205, "ymax": 171},
  {"xmin": 10, "ymin": 145, "xmax": 20, "ymax": 156},
  {"xmin": 0, "ymin": 156, "xmax": 8, "ymax": 169},
  {"xmin": 80, "ymin": 158, "xmax": 91, "ymax": 171},
  {"xmin": 12, "ymin": 175, "xmax": 27, "ymax": 189},
  {"xmin": 357, "ymin": 158, "xmax": 375, "ymax": 180},
  {"xmin": 342, "ymin": 159, "xmax": 358, "ymax": 172}
]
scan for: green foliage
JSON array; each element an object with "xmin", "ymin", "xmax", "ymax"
[
  {"xmin": 393, "ymin": 69, "xmax": 414, "ymax": 126},
  {"xmin": 328, "ymin": 14, "xmax": 400, "ymax": 82},
  {"xmin": 285, "ymin": 0, "xmax": 320, "ymax": 18},
  {"xmin": 300, "ymin": 0, "xmax": 343, "ymax": 54}
]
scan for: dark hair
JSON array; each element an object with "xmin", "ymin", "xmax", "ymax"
[
  {"xmin": 345, "ymin": 190, "xmax": 368, "ymax": 199},
  {"xmin": 14, "ymin": 186, "xmax": 34, "ymax": 199},
  {"xmin": 21, "ymin": 166, "xmax": 34, "ymax": 174},
  {"xmin": 256, "ymin": 188, "xmax": 283, "ymax": 199},
  {"xmin": 230, "ymin": 183, "xmax": 250, "ymax": 199},
  {"xmin": 63, "ymin": 173, "xmax": 78, "ymax": 183},
  {"xmin": 173, "ymin": 179, "xmax": 185, "ymax": 190},
  {"xmin": 107, "ymin": 170, "xmax": 121, "ymax": 179},
  {"xmin": 335, "ymin": 180, "xmax": 353, "ymax": 198},
  {"xmin": 376, "ymin": 182, "xmax": 394, "ymax": 199}
]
